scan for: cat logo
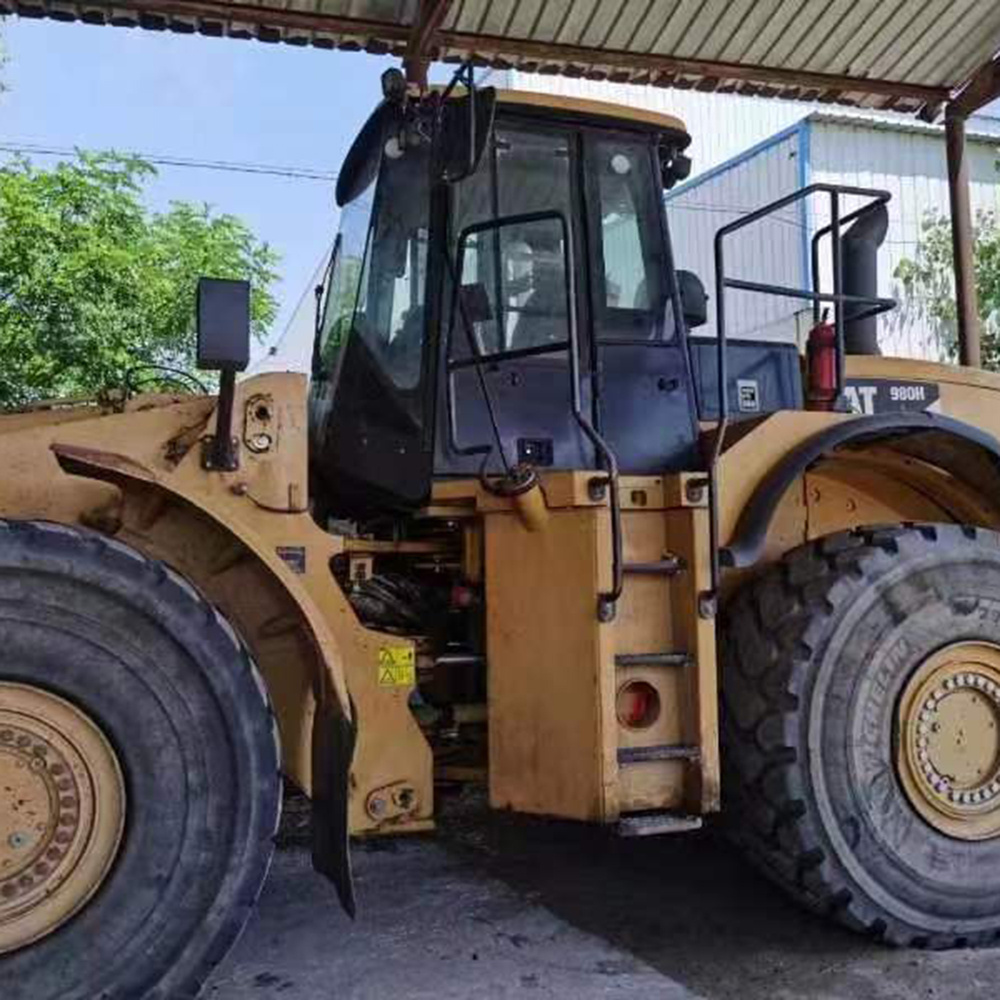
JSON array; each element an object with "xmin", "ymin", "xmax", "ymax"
[{"xmin": 844, "ymin": 379, "xmax": 940, "ymax": 415}]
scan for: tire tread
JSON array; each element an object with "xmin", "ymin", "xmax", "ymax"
[{"xmin": 722, "ymin": 524, "xmax": 1000, "ymax": 949}]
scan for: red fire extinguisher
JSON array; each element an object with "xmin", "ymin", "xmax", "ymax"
[{"xmin": 807, "ymin": 309, "xmax": 838, "ymax": 410}]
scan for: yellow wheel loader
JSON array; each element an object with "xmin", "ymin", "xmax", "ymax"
[{"xmin": 5, "ymin": 67, "xmax": 1000, "ymax": 996}]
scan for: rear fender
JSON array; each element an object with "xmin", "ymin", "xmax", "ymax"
[{"xmin": 722, "ymin": 412, "xmax": 1000, "ymax": 568}]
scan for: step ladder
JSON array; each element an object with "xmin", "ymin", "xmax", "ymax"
[{"xmin": 609, "ymin": 477, "xmax": 720, "ymax": 834}]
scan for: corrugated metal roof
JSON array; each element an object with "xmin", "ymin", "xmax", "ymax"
[
  {"xmin": 4, "ymin": 0, "xmax": 999, "ymax": 117},
  {"xmin": 805, "ymin": 108, "xmax": 1000, "ymax": 142}
]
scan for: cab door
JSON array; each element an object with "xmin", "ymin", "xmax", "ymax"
[
  {"xmin": 435, "ymin": 122, "xmax": 595, "ymax": 477},
  {"xmin": 583, "ymin": 131, "xmax": 699, "ymax": 473}
]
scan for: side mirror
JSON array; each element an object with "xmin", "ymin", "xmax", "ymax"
[
  {"xmin": 660, "ymin": 144, "xmax": 692, "ymax": 190},
  {"xmin": 196, "ymin": 277, "xmax": 249, "ymax": 473},
  {"xmin": 197, "ymin": 277, "xmax": 250, "ymax": 371},
  {"xmin": 437, "ymin": 67, "xmax": 496, "ymax": 183},
  {"xmin": 677, "ymin": 270, "xmax": 708, "ymax": 329}
]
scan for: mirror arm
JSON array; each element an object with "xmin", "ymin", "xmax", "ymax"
[{"xmin": 204, "ymin": 369, "xmax": 239, "ymax": 472}]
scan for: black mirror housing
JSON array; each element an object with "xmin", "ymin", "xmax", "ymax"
[
  {"xmin": 676, "ymin": 270, "xmax": 708, "ymax": 329},
  {"xmin": 439, "ymin": 87, "xmax": 496, "ymax": 184},
  {"xmin": 197, "ymin": 277, "xmax": 250, "ymax": 371}
]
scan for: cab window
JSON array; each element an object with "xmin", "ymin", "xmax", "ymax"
[
  {"xmin": 449, "ymin": 126, "xmax": 574, "ymax": 360},
  {"xmin": 590, "ymin": 136, "xmax": 674, "ymax": 341},
  {"xmin": 317, "ymin": 193, "xmax": 373, "ymax": 373},
  {"xmin": 348, "ymin": 146, "xmax": 430, "ymax": 391}
]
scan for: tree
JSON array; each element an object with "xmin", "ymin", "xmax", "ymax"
[
  {"xmin": 0, "ymin": 151, "xmax": 280, "ymax": 406},
  {"xmin": 894, "ymin": 209, "xmax": 1000, "ymax": 370}
]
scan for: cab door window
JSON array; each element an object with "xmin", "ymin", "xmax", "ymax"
[{"xmin": 456, "ymin": 216, "xmax": 570, "ymax": 356}]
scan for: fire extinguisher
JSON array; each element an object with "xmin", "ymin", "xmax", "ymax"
[{"xmin": 807, "ymin": 309, "xmax": 838, "ymax": 410}]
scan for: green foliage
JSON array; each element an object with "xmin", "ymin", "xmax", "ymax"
[
  {"xmin": 0, "ymin": 151, "xmax": 280, "ymax": 406},
  {"xmin": 894, "ymin": 210, "xmax": 1000, "ymax": 370}
]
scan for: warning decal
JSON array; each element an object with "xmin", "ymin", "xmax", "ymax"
[{"xmin": 377, "ymin": 645, "xmax": 416, "ymax": 687}]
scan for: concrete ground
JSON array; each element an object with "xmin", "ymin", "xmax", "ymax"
[{"xmin": 206, "ymin": 791, "xmax": 1000, "ymax": 1000}]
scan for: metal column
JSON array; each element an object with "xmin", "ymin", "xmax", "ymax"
[{"xmin": 945, "ymin": 109, "xmax": 981, "ymax": 368}]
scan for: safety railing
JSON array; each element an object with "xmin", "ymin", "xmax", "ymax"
[{"xmin": 706, "ymin": 184, "xmax": 897, "ymax": 606}]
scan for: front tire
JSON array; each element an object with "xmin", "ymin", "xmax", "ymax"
[
  {"xmin": 0, "ymin": 520, "xmax": 281, "ymax": 998},
  {"xmin": 722, "ymin": 524, "xmax": 1000, "ymax": 947}
]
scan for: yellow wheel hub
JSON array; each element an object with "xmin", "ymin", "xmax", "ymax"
[
  {"xmin": 897, "ymin": 642, "xmax": 1000, "ymax": 841},
  {"xmin": 0, "ymin": 683, "xmax": 126, "ymax": 954}
]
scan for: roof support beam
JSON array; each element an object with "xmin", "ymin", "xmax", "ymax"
[
  {"xmin": 950, "ymin": 52, "xmax": 1000, "ymax": 118},
  {"xmin": 945, "ymin": 109, "xmax": 981, "ymax": 368},
  {"xmin": 31, "ymin": 0, "xmax": 413, "ymax": 44},
  {"xmin": 434, "ymin": 29, "xmax": 952, "ymax": 106},
  {"xmin": 403, "ymin": 0, "xmax": 453, "ymax": 89}
]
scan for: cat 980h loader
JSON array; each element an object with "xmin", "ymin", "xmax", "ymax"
[{"xmin": 6, "ymin": 67, "xmax": 1000, "ymax": 998}]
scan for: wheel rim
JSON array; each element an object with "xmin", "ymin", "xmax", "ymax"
[
  {"xmin": 0, "ymin": 682, "xmax": 126, "ymax": 954},
  {"xmin": 897, "ymin": 641, "xmax": 1000, "ymax": 841}
]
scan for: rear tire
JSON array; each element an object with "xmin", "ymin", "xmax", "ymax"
[
  {"xmin": 0, "ymin": 520, "xmax": 281, "ymax": 998},
  {"xmin": 721, "ymin": 524, "xmax": 1000, "ymax": 947}
]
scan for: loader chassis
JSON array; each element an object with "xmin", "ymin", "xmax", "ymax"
[{"xmin": 7, "ymin": 88, "xmax": 1000, "ymax": 996}]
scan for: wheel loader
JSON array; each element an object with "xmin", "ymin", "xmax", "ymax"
[{"xmin": 5, "ymin": 67, "xmax": 1000, "ymax": 997}]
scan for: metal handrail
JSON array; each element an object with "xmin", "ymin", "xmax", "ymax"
[{"xmin": 708, "ymin": 183, "xmax": 895, "ymax": 607}]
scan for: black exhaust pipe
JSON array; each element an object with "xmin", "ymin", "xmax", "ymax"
[{"xmin": 842, "ymin": 203, "xmax": 888, "ymax": 355}]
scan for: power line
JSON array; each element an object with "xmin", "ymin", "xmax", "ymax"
[{"xmin": 0, "ymin": 142, "xmax": 337, "ymax": 182}]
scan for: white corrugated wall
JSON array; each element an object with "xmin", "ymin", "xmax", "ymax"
[
  {"xmin": 666, "ymin": 126, "xmax": 808, "ymax": 343},
  {"xmin": 506, "ymin": 70, "xmax": 817, "ymax": 177},
  {"xmin": 505, "ymin": 72, "xmax": 1000, "ymax": 362},
  {"xmin": 808, "ymin": 120, "xmax": 1000, "ymax": 360}
]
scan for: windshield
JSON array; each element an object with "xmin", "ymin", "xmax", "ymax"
[
  {"xmin": 315, "ymin": 142, "xmax": 431, "ymax": 393},
  {"xmin": 345, "ymin": 145, "xmax": 431, "ymax": 391},
  {"xmin": 316, "ymin": 192, "xmax": 373, "ymax": 374}
]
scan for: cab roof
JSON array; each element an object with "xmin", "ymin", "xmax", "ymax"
[{"xmin": 494, "ymin": 90, "xmax": 688, "ymax": 140}]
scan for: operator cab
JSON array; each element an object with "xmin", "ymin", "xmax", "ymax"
[{"xmin": 310, "ymin": 79, "xmax": 705, "ymax": 516}]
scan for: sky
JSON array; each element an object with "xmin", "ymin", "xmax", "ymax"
[{"xmin": 0, "ymin": 17, "xmax": 399, "ymax": 355}]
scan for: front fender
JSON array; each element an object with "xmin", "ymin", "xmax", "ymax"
[{"xmin": 52, "ymin": 442, "xmax": 360, "ymax": 913}]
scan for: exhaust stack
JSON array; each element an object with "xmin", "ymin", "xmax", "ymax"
[{"xmin": 842, "ymin": 203, "xmax": 889, "ymax": 356}]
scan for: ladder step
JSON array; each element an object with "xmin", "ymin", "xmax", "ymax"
[
  {"xmin": 615, "ymin": 652, "xmax": 692, "ymax": 668},
  {"xmin": 617, "ymin": 744, "xmax": 701, "ymax": 765},
  {"xmin": 617, "ymin": 811, "xmax": 703, "ymax": 837},
  {"xmin": 623, "ymin": 557, "xmax": 684, "ymax": 576}
]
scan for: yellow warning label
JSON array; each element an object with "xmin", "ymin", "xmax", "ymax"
[{"xmin": 377, "ymin": 645, "xmax": 416, "ymax": 687}]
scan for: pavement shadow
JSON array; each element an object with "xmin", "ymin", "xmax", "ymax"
[{"xmin": 433, "ymin": 790, "xmax": 902, "ymax": 1000}]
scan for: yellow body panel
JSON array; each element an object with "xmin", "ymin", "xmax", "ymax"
[
  {"xmin": 0, "ymin": 374, "xmax": 434, "ymax": 837},
  {"xmin": 4, "ymin": 353, "xmax": 1000, "ymax": 834},
  {"xmin": 434, "ymin": 471, "xmax": 718, "ymax": 823}
]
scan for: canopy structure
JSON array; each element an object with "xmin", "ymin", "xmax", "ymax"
[
  {"xmin": 4, "ymin": 0, "xmax": 1000, "ymax": 359},
  {"xmin": 5, "ymin": 0, "xmax": 1000, "ymax": 117}
]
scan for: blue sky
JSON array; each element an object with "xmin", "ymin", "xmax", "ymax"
[{"xmin": 0, "ymin": 17, "xmax": 398, "ymax": 348}]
